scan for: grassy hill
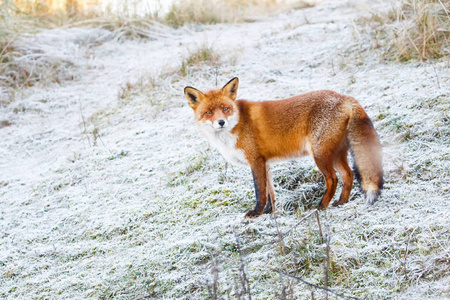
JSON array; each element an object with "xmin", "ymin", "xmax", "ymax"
[{"xmin": 0, "ymin": 0, "xmax": 449, "ymax": 299}]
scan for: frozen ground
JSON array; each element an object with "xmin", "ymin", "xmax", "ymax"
[{"xmin": 1, "ymin": 0, "xmax": 449, "ymax": 299}]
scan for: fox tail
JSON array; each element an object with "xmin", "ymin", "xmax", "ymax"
[{"xmin": 346, "ymin": 103, "xmax": 384, "ymax": 204}]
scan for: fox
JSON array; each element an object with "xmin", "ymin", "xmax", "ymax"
[{"xmin": 184, "ymin": 77, "xmax": 383, "ymax": 218}]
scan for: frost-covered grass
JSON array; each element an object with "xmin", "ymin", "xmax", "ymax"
[
  {"xmin": 1, "ymin": 0, "xmax": 449, "ymax": 299},
  {"xmin": 0, "ymin": 36, "xmax": 71, "ymax": 105},
  {"xmin": 0, "ymin": 20, "xmax": 176, "ymax": 105},
  {"xmin": 357, "ymin": 0, "xmax": 450, "ymax": 61}
]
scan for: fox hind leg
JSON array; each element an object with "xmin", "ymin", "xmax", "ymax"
[
  {"xmin": 332, "ymin": 146, "xmax": 353, "ymax": 207},
  {"xmin": 263, "ymin": 193, "xmax": 273, "ymax": 214},
  {"xmin": 313, "ymin": 152, "xmax": 338, "ymax": 210}
]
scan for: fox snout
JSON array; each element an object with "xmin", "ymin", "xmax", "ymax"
[{"xmin": 213, "ymin": 119, "xmax": 228, "ymax": 130}]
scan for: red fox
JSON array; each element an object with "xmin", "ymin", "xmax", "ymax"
[{"xmin": 184, "ymin": 77, "xmax": 383, "ymax": 218}]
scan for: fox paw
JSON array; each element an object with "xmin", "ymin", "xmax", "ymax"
[
  {"xmin": 332, "ymin": 200, "xmax": 345, "ymax": 207},
  {"xmin": 318, "ymin": 203, "xmax": 328, "ymax": 210},
  {"xmin": 244, "ymin": 209, "xmax": 262, "ymax": 218}
]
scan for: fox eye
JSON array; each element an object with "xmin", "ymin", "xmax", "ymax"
[
  {"xmin": 205, "ymin": 110, "xmax": 213, "ymax": 115},
  {"xmin": 223, "ymin": 107, "xmax": 229, "ymax": 112}
]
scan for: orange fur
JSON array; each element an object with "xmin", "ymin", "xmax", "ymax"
[{"xmin": 185, "ymin": 78, "xmax": 383, "ymax": 218}]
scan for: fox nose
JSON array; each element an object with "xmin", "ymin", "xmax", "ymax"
[{"xmin": 218, "ymin": 120, "xmax": 225, "ymax": 127}]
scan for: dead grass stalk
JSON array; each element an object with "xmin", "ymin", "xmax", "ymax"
[
  {"xmin": 390, "ymin": 0, "xmax": 450, "ymax": 60},
  {"xmin": 361, "ymin": 0, "xmax": 450, "ymax": 61}
]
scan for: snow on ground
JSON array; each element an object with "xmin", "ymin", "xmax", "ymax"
[{"xmin": 1, "ymin": 0, "xmax": 449, "ymax": 299}]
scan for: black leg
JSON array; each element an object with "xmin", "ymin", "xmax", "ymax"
[{"xmin": 245, "ymin": 159, "xmax": 267, "ymax": 218}]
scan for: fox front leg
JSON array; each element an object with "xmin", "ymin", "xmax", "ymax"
[{"xmin": 245, "ymin": 159, "xmax": 267, "ymax": 218}]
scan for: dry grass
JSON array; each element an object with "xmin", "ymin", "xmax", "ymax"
[
  {"xmin": 360, "ymin": 0, "xmax": 450, "ymax": 61},
  {"xmin": 180, "ymin": 44, "xmax": 221, "ymax": 77},
  {"xmin": 2, "ymin": 0, "xmax": 101, "ymax": 25},
  {"xmin": 3, "ymin": 0, "xmax": 316, "ymax": 31},
  {"xmin": 390, "ymin": 0, "xmax": 450, "ymax": 61},
  {"xmin": 164, "ymin": 0, "xmax": 315, "ymax": 27}
]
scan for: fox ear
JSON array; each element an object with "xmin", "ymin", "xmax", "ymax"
[
  {"xmin": 222, "ymin": 77, "xmax": 239, "ymax": 101},
  {"xmin": 184, "ymin": 86, "xmax": 203, "ymax": 109}
]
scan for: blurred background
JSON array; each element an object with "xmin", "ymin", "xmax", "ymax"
[{"xmin": 1, "ymin": 0, "xmax": 316, "ymax": 23}]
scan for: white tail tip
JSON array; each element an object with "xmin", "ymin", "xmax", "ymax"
[{"xmin": 365, "ymin": 191, "xmax": 379, "ymax": 205}]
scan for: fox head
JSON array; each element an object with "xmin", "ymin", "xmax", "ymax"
[{"xmin": 184, "ymin": 77, "xmax": 239, "ymax": 134}]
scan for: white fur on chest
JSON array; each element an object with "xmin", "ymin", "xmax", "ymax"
[{"xmin": 201, "ymin": 129, "xmax": 247, "ymax": 166}]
